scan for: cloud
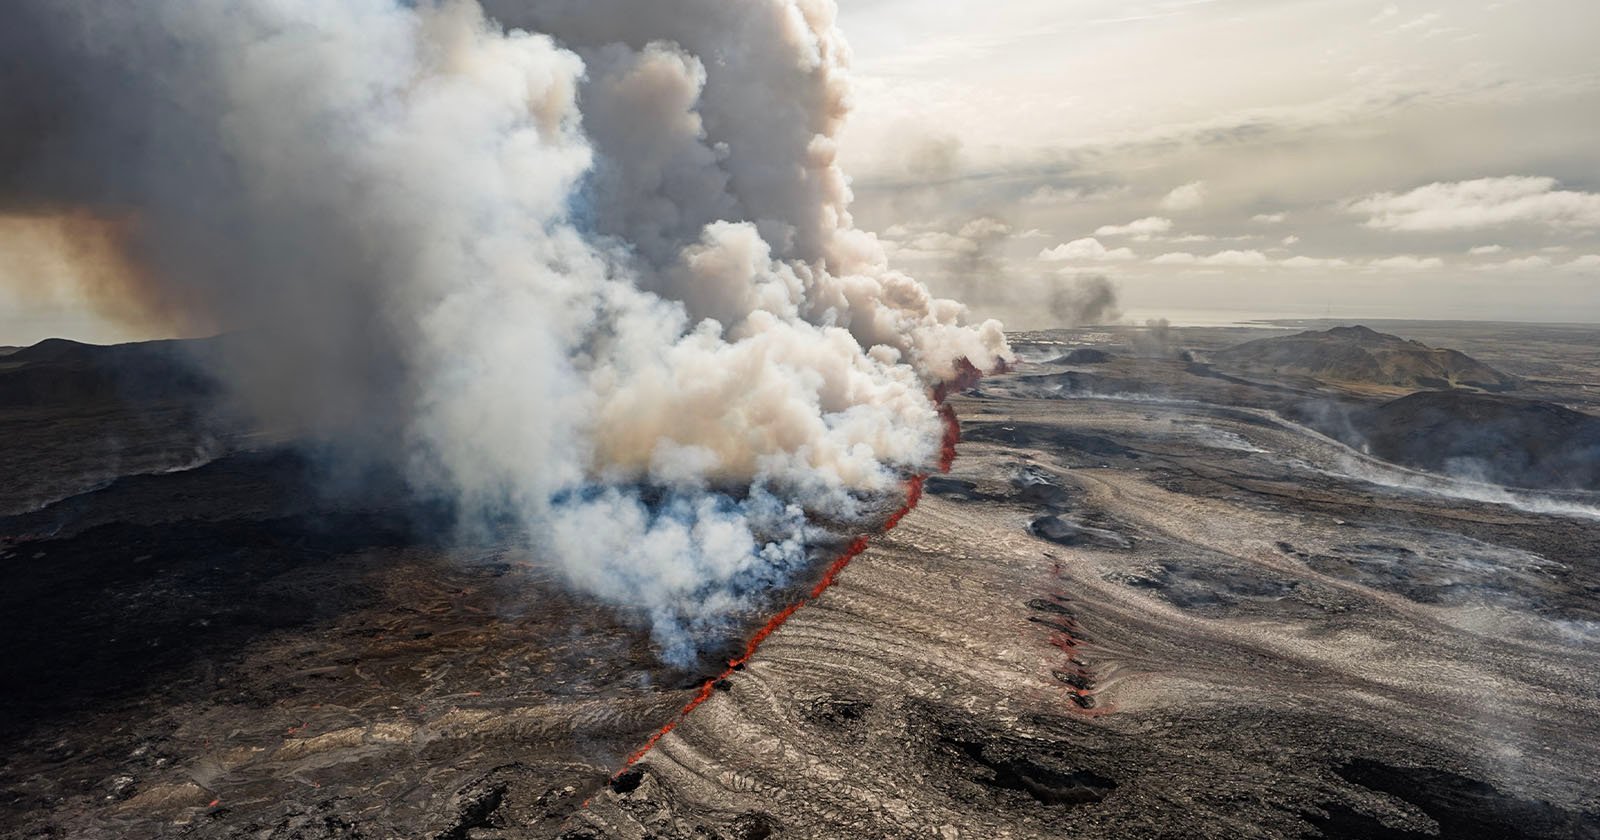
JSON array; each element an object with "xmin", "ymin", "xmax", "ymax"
[
  {"xmin": 1472, "ymin": 256, "xmax": 1555, "ymax": 272},
  {"xmin": 1020, "ymin": 184, "xmax": 1128, "ymax": 206},
  {"xmin": 1370, "ymin": 255, "xmax": 1446, "ymax": 270},
  {"xmin": 1393, "ymin": 12, "xmax": 1443, "ymax": 33},
  {"xmin": 1252, "ymin": 213, "xmax": 1287, "ymax": 224},
  {"xmin": 1040, "ymin": 237, "xmax": 1136, "ymax": 262},
  {"xmin": 1094, "ymin": 216, "xmax": 1173, "ymax": 238},
  {"xmin": 1016, "ymin": 228, "xmax": 1050, "ymax": 239},
  {"xmin": 1350, "ymin": 177, "xmax": 1600, "ymax": 231},
  {"xmin": 1200, "ymin": 249, "xmax": 1272, "ymax": 267},
  {"xmin": 1159, "ymin": 181, "xmax": 1206, "ymax": 212},
  {"xmin": 1151, "ymin": 249, "xmax": 1270, "ymax": 267},
  {"xmin": 886, "ymin": 231, "xmax": 982, "ymax": 259},
  {"xmin": 958, "ymin": 217, "xmax": 1012, "ymax": 239},
  {"xmin": 1281, "ymin": 255, "xmax": 1350, "ymax": 269},
  {"xmin": 881, "ymin": 216, "xmax": 1015, "ymax": 261},
  {"xmin": 1564, "ymin": 255, "xmax": 1600, "ymax": 271},
  {"xmin": 1022, "ymin": 185, "xmax": 1084, "ymax": 206},
  {"xmin": 1282, "ymin": 235, "xmax": 1301, "ymax": 246},
  {"xmin": 1469, "ymin": 244, "xmax": 1506, "ymax": 255}
]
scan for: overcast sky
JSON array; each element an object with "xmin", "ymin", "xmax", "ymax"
[
  {"xmin": 838, "ymin": 0, "xmax": 1600, "ymax": 327},
  {"xmin": 3, "ymin": 0, "xmax": 1598, "ymax": 345}
]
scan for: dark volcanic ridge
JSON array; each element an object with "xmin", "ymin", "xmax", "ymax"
[
  {"xmin": 1212, "ymin": 325, "xmax": 1520, "ymax": 392},
  {"xmin": 1048, "ymin": 348, "xmax": 1113, "ymax": 365},
  {"xmin": 1352, "ymin": 389, "xmax": 1600, "ymax": 491}
]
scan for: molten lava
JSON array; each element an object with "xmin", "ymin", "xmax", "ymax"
[{"xmin": 606, "ymin": 367, "xmax": 972, "ymax": 784}]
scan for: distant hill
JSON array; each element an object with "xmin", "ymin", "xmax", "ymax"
[
  {"xmin": 1211, "ymin": 325, "xmax": 1518, "ymax": 391},
  {"xmin": 0, "ymin": 337, "xmax": 217, "ymax": 411},
  {"xmin": 1353, "ymin": 391, "xmax": 1600, "ymax": 491}
]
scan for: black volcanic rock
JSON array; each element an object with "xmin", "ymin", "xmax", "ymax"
[
  {"xmin": 1353, "ymin": 391, "xmax": 1600, "ymax": 490},
  {"xmin": 1211, "ymin": 325, "xmax": 1518, "ymax": 391}
]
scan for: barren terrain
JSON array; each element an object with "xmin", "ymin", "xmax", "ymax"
[{"xmin": 4, "ymin": 323, "xmax": 1600, "ymax": 838}]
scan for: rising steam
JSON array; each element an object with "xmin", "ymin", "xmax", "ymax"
[{"xmin": 0, "ymin": 0, "xmax": 1010, "ymax": 663}]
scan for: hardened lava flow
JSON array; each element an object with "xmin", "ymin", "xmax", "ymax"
[{"xmin": 603, "ymin": 364, "xmax": 978, "ymax": 787}]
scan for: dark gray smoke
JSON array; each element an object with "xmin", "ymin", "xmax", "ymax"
[
  {"xmin": 1133, "ymin": 318, "xmax": 1187, "ymax": 359},
  {"xmin": 1049, "ymin": 275, "xmax": 1121, "ymax": 326},
  {"xmin": 0, "ymin": 0, "xmax": 1011, "ymax": 664}
]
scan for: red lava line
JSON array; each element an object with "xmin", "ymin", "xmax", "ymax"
[{"xmin": 606, "ymin": 365, "xmax": 976, "ymax": 784}]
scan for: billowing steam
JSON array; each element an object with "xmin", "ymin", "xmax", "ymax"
[{"xmin": 0, "ymin": 0, "xmax": 1010, "ymax": 663}]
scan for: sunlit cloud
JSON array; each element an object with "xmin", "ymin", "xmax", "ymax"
[
  {"xmin": 1369, "ymin": 255, "xmax": 1446, "ymax": 270},
  {"xmin": 1094, "ymin": 216, "xmax": 1173, "ymax": 238},
  {"xmin": 1159, "ymin": 182, "xmax": 1206, "ymax": 212},
  {"xmin": 1350, "ymin": 177, "xmax": 1600, "ymax": 231},
  {"xmin": 1040, "ymin": 237, "xmax": 1137, "ymax": 262}
]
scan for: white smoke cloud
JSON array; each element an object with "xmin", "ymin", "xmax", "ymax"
[{"xmin": 1, "ymin": 0, "xmax": 1009, "ymax": 665}]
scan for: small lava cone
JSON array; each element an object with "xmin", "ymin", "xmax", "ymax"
[
  {"xmin": 940, "ymin": 736, "xmax": 1117, "ymax": 806},
  {"xmin": 1030, "ymin": 515, "xmax": 1129, "ymax": 549},
  {"xmin": 925, "ymin": 476, "xmax": 986, "ymax": 501},
  {"xmin": 731, "ymin": 811, "xmax": 779, "ymax": 839},
  {"xmin": 609, "ymin": 766, "xmax": 645, "ymax": 795}
]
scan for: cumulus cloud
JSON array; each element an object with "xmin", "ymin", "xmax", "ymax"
[
  {"xmin": 1152, "ymin": 249, "xmax": 1270, "ymax": 267},
  {"xmin": 1564, "ymin": 255, "xmax": 1600, "ymax": 271},
  {"xmin": 1350, "ymin": 176, "xmax": 1600, "ymax": 231},
  {"xmin": 1094, "ymin": 216, "xmax": 1173, "ymax": 238},
  {"xmin": 1200, "ymin": 249, "xmax": 1271, "ymax": 267},
  {"xmin": 1472, "ymin": 256, "xmax": 1555, "ymax": 272},
  {"xmin": 1370, "ymin": 255, "xmax": 1446, "ymax": 270},
  {"xmin": 1040, "ymin": 237, "xmax": 1136, "ymax": 262},
  {"xmin": 1160, "ymin": 181, "xmax": 1207, "ymax": 212},
  {"xmin": 1020, "ymin": 184, "xmax": 1125, "ymax": 206},
  {"xmin": 1022, "ymin": 185, "xmax": 1086, "ymax": 206},
  {"xmin": 959, "ymin": 217, "xmax": 1013, "ymax": 239},
  {"xmin": 1281, "ymin": 255, "xmax": 1350, "ymax": 269},
  {"xmin": 878, "ymin": 216, "xmax": 1019, "ymax": 262},
  {"xmin": 883, "ymin": 231, "xmax": 980, "ymax": 260}
]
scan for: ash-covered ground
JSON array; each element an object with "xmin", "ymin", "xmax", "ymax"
[{"xmin": 5, "ymin": 322, "xmax": 1600, "ymax": 839}]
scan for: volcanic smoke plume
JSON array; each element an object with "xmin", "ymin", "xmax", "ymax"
[{"xmin": 0, "ymin": 0, "xmax": 1011, "ymax": 663}]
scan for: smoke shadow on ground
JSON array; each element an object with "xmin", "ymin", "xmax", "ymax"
[
  {"xmin": 1303, "ymin": 759, "xmax": 1600, "ymax": 840},
  {"xmin": 0, "ymin": 450, "xmax": 452, "ymax": 745}
]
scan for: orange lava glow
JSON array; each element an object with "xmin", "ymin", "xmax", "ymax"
[{"xmin": 607, "ymin": 366, "xmax": 973, "ymax": 783}]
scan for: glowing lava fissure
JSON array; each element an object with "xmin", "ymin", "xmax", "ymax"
[{"xmin": 607, "ymin": 366, "xmax": 974, "ymax": 782}]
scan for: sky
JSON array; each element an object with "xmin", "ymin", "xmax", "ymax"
[
  {"xmin": 837, "ymin": 0, "xmax": 1600, "ymax": 327},
  {"xmin": 2, "ymin": 0, "xmax": 1598, "ymax": 345}
]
